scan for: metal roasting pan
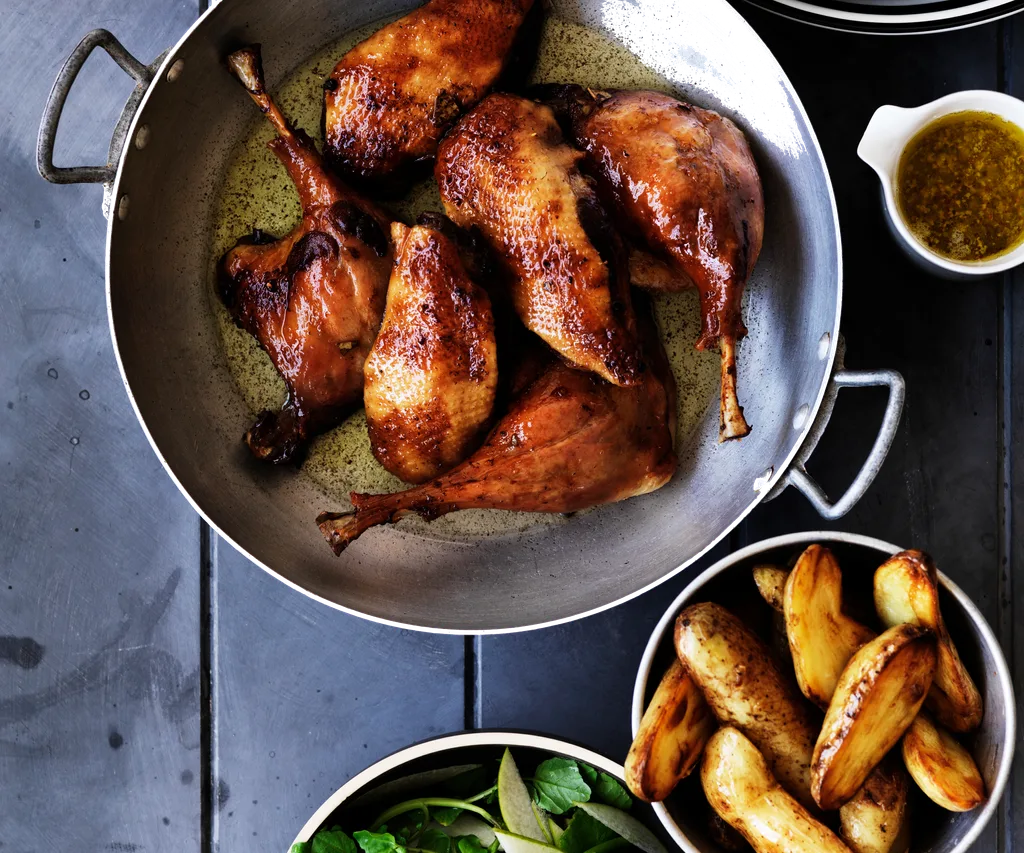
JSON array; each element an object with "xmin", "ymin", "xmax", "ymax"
[{"xmin": 37, "ymin": 0, "xmax": 905, "ymax": 632}]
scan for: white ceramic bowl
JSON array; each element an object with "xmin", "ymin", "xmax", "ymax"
[
  {"xmin": 291, "ymin": 732, "xmax": 664, "ymax": 851},
  {"xmin": 858, "ymin": 90, "xmax": 1024, "ymax": 277},
  {"xmin": 631, "ymin": 531, "xmax": 1015, "ymax": 853}
]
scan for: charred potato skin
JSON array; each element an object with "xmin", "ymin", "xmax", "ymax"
[
  {"xmin": 701, "ymin": 727, "xmax": 852, "ymax": 853},
  {"xmin": 901, "ymin": 712, "xmax": 986, "ymax": 812},
  {"xmin": 812, "ymin": 623, "xmax": 937, "ymax": 810},
  {"xmin": 874, "ymin": 550, "xmax": 983, "ymax": 733},
  {"xmin": 838, "ymin": 758, "xmax": 910, "ymax": 853},
  {"xmin": 675, "ymin": 602, "xmax": 819, "ymax": 810},
  {"xmin": 625, "ymin": 659, "xmax": 716, "ymax": 802},
  {"xmin": 785, "ymin": 545, "xmax": 877, "ymax": 709}
]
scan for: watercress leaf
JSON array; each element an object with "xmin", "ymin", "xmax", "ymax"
[
  {"xmin": 312, "ymin": 829, "xmax": 358, "ymax": 853},
  {"xmin": 593, "ymin": 774, "xmax": 631, "ymax": 811},
  {"xmin": 291, "ymin": 843, "xmax": 312, "ymax": 853},
  {"xmin": 487, "ymin": 839, "xmax": 500, "ymax": 853},
  {"xmin": 574, "ymin": 804, "xmax": 666, "ymax": 853},
  {"xmin": 355, "ymin": 829, "xmax": 406, "ymax": 853},
  {"xmin": 557, "ymin": 812, "xmax": 618, "ymax": 853},
  {"xmin": 457, "ymin": 835, "xmax": 494, "ymax": 853},
  {"xmin": 532, "ymin": 759, "xmax": 591, "ymax": 815},
  {"xmin": 420, "ymin": 828, "xmax": 452, "ymax": 853},
  {"xmin": 577, "ymin": 765, "xmax": 598, "ymax": 788},
  {"xmin": 388, "ymin": 809, "xmax": 427, "ymax": 843},
  {"xmin": 433, "ymin": 806, "xmax": 464, "ymax": 827}
]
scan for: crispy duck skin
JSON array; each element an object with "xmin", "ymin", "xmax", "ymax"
[
  {"xmin": 435, "ymin": 93, "xmax": 643, "ymax": 387},
  {"xmin": 317, "ymin": 301, "xmax": 677, "ymax": 554},
  {"xmin": 219, "ymin": 46, "xmax": 393, "ymax": 464},
  {"xmin": 322, "ymin": 0, "xmax": 541, "ymax": 194},
  {"xmin": 364, "ymin": 216, "xmax": 499, "ymax": 484},
  {"xmin": 542, "ymin": 86, "xmax": 765, "ymax": 441}
]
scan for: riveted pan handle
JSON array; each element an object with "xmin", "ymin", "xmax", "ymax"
[
  {"xmin": 37, "ymin": 30, "xmax": 154, "ymax": 186},
  {"xmin": 774, "ymin": 367, "xmax": 905, "ymax": 520}
]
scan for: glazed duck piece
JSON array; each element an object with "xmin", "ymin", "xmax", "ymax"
[
  {"xmin": 364, "ymin": 216, "xmax": 498, "ymax": 484},
  {"xmin": 219, "ymin": 46, "xmax": 393, "ymax": 464},
  {"xmin": 317, "ymin": 302, "xmax": 676, "ymax": 555},
  {"xmin": 543, "ymin": 86, "xmax": 765, "ymax": 440},
  {"xmin": 436, "ymin": 93, "xmax": 643, "ymax": 387},
  {"xmin": 323, "ymin": 0, "xmax": 541, "ymax": 194}
]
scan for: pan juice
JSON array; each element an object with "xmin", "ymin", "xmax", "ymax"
[{"xmin": 210, "ymin": 16, "xmax": 720, "ymax": 540}]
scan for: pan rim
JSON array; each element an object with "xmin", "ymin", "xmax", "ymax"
[{"xmin": 102, "ymin": 0, "xmax": 844, "ymax": 634}]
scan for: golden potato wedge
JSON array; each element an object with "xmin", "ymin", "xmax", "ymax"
[
  {"xmin": 784, "ymin": 544, "xmax": 877, "ymax": 709},
  {"xmin": 675, "ymin": 602, "xmax": 818, "ymax": 810},
  {"xmin": 902, "ymin": 711, "xmax": 986, "ymax": 812},
  {"xmin": 838, "ymin": 758, "xmax": 909, "ymax": 853},
  {"xmin": 752, "ymin": 565, "xmax": 788, "ymax": 613},
  {"xmin": 874, "ymin": 550, "xmax": 983, "ymax": 732},
  {"xmin": 701, "ymin": 727, "xmax": 852, "ymax": 853},
  {"xmin": 625, "ymin": 659, "xmax": 716, "ymax": 801},
  {"xmin": 812, "ymin": 624, "xmax": 937, "ymax": 810}
]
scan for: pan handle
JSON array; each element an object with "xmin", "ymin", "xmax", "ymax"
[
  {"xmin": 774, "ymin": 367, "xmax": 905, "ymax": 520},
  {"xmin": 37, "ymin": 30, "xmax": 156, "ymax": 197}
]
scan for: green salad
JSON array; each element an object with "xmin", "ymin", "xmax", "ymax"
[{"xmin": 292, "ymin": 749, "xmax": 667, "ymax": 853}]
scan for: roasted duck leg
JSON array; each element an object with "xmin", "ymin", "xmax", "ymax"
[
  {"xmin": 219, "ymin": 46, "xmax": 393, "ymax": 463},
  {"xmin": 436, "ymin": 93, "xmax": 643, "ymax": 387},
  {"xmin": 543, "ymin": 86, "xmax": 765, "ymax": 440},
  {"xmin": 317, "ymin": 302, "xmax": 676, "ymax": 554},
  {"xmin": 323, "ymin": 0, "xmax": 541, "ymax": 194},
  {"xmin": 364, "ymin": 216, "xmax": 498, "ymax": 484}
]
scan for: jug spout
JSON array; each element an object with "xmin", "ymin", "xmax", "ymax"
[{"xmin": 857, "ymin": 104, "xmax": 919, "ymax": 180}]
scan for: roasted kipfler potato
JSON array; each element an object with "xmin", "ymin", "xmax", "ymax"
[
  {"xmin": 874, "ymin": 550, "xmax": 983, "ymax": 732},
  {"xmin": 901, "ymin": 711, "xmax": 986, "ymax": 812},
  {"xmin": 812, "ymin": 623, "xmax": 937, "ymax": 810},
  {"xmin": 675, "ymin": 602, "xmax": 819, "ymax": 809},
  {"xmin": 625, "ymin": 658, "xmax": 716, "ymax": 801},
  {"xmin": 785, "ymin": 545, "xmax": 877, "ymax": 709},
  {"xmin": 752, "ymin": 564, "xmax": 788, "ymax": 613},
  {"xmin": 701, "ymin": 727, "xmax": 852, "ymax": 853},
  {"xmin": 839, "ymin": 758, "xmax": 909, "ymax": 853}
]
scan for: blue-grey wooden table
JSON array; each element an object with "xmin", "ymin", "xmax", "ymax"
[{"xmin": 1, "ymin": 0, "xmax": 1022, "ymax": 850}]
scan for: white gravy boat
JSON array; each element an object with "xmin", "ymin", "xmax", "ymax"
[{"xmin": 858, "ymin": 90, "xmax": 1024, "ymax": 277}]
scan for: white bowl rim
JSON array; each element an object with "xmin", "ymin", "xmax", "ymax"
[
  {"xmin": 857, "ymin": 89, "xmax": 1024, "ymax": 275},
  {"xmin": 630, "ymin": 529, "xmax": 1017, "ymax": 853},
  {"xmin": 292, "ymin": 731, "xmax": 628, "ymax": 850}
]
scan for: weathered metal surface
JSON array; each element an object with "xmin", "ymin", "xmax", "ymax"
[{"xmin": 0, "ymin": 1, "xmax": 203, "ymax": 852}]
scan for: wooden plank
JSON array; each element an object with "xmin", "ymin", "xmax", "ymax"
[
  {"xmin": 1005, "ymin": 18, "xmax": 1021, "ymax": 853},
  {"xmin": 0, "ymin": 2, "xmax": 202, "ymax": 852},
  {"xmin": 476, "ymin": 542, "xmax": 730, "ymax": 759},
  {"xmin": 742, "ymin": 11, "xmax": 1007, "ymax": 853},
  {"xmin": 210, "ymin": 542, "xmax": 466, "ymax": 851}
]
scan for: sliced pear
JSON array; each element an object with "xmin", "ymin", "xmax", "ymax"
[
  {"xmin": 498, "ymin": 749, "xmax": 548, "ymax": 842},
  {"xmin": 574, "ymin": 802, "xmax": 667, "ymax": 853},
  {"xmin": 547, "ymin": 819, "xmax": 563, "ymax": 844},
  {"xmin": 439, "ymin": 815, "xmax": 497, "ymax": 846},
  {"xmin": 901, "ymin": 712, "xmax": 986, "ymax": 812},
  {"xmin": 494, "ymin": 830, "xmax": 561, "ymax": 853},
  {"xmin": 533, "ymin": 803, "xmax": 553, "ymax": 843}
]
